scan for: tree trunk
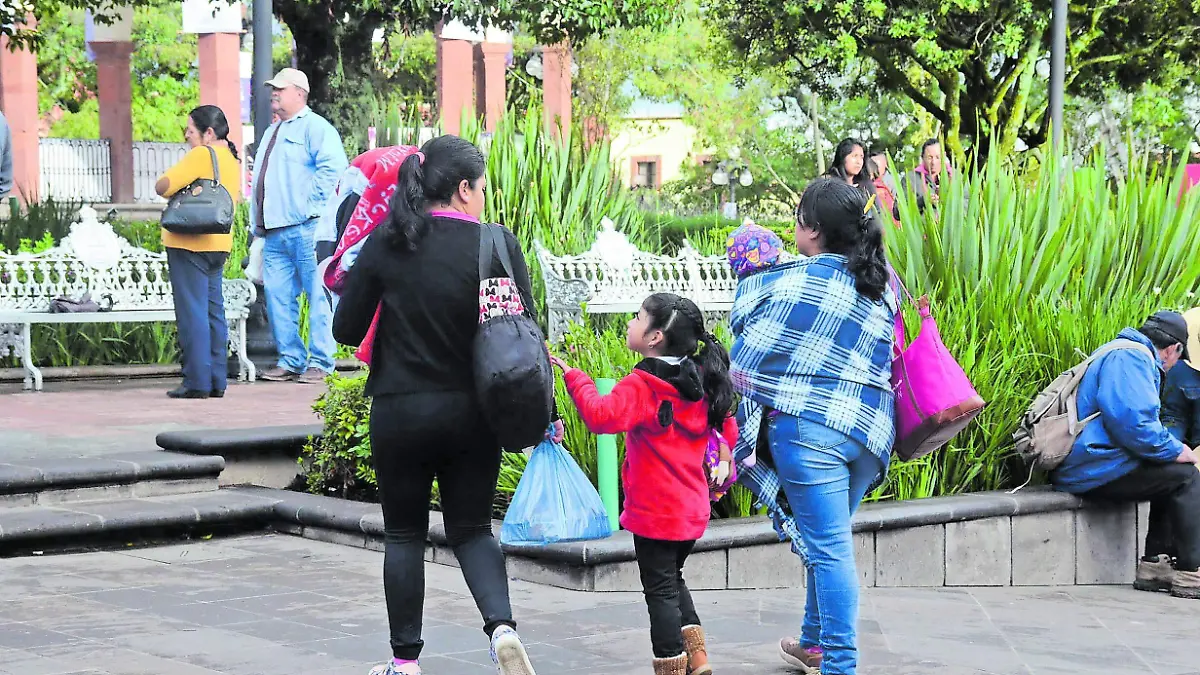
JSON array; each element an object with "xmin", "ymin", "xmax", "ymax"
[{"xmin": 277, "ymin": 2, "xmax": 380, "ymax": 157}]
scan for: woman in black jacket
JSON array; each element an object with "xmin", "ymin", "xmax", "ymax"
[{"xmin": 333, "ymin": 135, "xmax": 557, "ymax": 675}]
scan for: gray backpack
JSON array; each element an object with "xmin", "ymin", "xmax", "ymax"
[{"xmin": 1013, "ymin": 339, "xmax": 1155, "ymax": 471}]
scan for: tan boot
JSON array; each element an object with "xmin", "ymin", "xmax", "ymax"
[
  {"xmin": 653, "ymin": 653, "xmax": 689, "ymax": 675},
  {"xmin": 1133, "ymin": 554, "xmax": 1175, "ymax": 592},
  {"xmin": 681, "ymin": 625, "xmax": 712, "ymax": 675},
  {"xmin": 1170, "ymin": 568, "xmax": 1200, "ymax": 599}
]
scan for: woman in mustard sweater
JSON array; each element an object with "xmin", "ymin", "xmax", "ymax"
[{"xmin": 154, "ymin": 105, "xmax": 241, "ymax": 399}]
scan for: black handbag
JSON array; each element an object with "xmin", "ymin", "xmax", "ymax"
[{"xmin": 160, "ymin": 146, "xmax": 234, "ymax": 235}]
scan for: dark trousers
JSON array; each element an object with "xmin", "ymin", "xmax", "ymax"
[
  {"xmin": 1085, "ymin": 462, "xmax": 1200, "ymax": 571},
  {"xmin": 634, "ymin": 535, "xmax": 701, "ymax": 658},
  {"xmin": 370, "ymin": 391, "xmax": 514, "ymax": 660},
  {"xmin": 166, "ymin": 248, "xmax": 228, "ymax": 392}
]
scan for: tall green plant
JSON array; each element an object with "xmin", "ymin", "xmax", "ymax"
[{"xmin": 880, "ymin": 150, "xmax": 1200, "ymax": 498}]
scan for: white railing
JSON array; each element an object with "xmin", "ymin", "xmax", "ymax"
[
  {"xmin": 39, "ymin": 138, "xmax": 112, "ymax": 203},
  {"xmin": 39, "ymin": 139, "xmax": 190, "ymax": 204},
  {"xmin": 133, "ymin": 142, "xmax": 190, "ymax": 204}
]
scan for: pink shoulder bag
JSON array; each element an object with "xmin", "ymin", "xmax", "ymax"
[{"xmin": 889, "ymin": 271, "xmax": 986, "ymax": 460}]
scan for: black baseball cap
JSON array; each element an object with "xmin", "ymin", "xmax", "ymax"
[{"xmin": 1143, "ymin": 310, "xmax": 1191, "ymax": 360}]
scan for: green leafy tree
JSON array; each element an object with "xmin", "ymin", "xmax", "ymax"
[
  {"xmin": 35, "ymin": 2, "xmax": 200, "ymax": 142},
  {"xmin": 705, "ymin": 0, "xmax": 1200, "ymax": 161},
  {"xmin": 274, "ymin": 0, "xmax": 675, "ymax": 156},
  {"xmin": 3, "ymin": 0, "xmax": 154, "ymax": 47}
]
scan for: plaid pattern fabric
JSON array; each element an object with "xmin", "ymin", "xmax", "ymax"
[
  {"xmin": 731, "ymin": 404, "xmax": 809, "ymax": 562},
  {"xmin": 729, "ymin": 254, "xmax": 898, "ymax": 464}
]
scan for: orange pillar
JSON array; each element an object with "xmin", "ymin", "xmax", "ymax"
[
  {"xmin": 198, "ymin": 32, "xmax": 244, "ymax": 151},
  {"xmin": 91, "ymin": 41, "xmax": 135, "ymax": 204},
  {"xmin": 542, "ymin": 42, "xmax": 572, "ymax": 140},
  {"xmin": 437, "ymin": 38, "xmax": 475, "ymax": 136},
  {"xmin": 0, "ymin": 21, "xmax": 41, "ymax": 204},
  {"xmin": 479, "ymin": 42, "xmax": 509, "ymax": 132}
]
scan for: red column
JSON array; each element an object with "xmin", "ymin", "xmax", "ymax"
[
  {"xmin": 437, "ymin": 38, "xmax": 475, "ymax": 136},
  {"xmin": 198, "ymin": 32, "xmax": 243, "ymax": 151},
  {"xmin": 91, "ymin": 41, "xmax": 135, "ymax": 204},
  {"xmin": 479, "ymin": 42, "xmax": 509, "ymax": 132},
  {"xmin": 542, "ymin": 42, "xmax": 572, "ymax": 141},
  {"xmin": 0, "ymin": 22, "xmax": 41, "ymax": 204}
]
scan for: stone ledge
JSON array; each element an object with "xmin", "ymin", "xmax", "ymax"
[
  {"xmin": 157, "ymin": 425, "xmax": 323, "ymax": 458},
  {"xmin": 0, "ymin": 489, "xmax": 277, "ymax": 542},
  {"xmin": 0, "ymin": 451, "xmax": 225, "ymax": 495}
]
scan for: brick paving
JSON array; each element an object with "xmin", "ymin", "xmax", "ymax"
[
  {"xmin": 0, "ymin": 379, "xmax": 325, "ymax": 460},
  {"xmin": 0, "ymin": 534, "xmax": 1197, "ymax": 675}
]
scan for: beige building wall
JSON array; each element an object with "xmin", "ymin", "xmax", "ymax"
[{"xmin": 611, "ymin": 117, "xmax": 701, "ymax": 189}]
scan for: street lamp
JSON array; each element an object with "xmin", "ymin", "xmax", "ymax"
[{"xmin": 712, "ymin": 160, "xmax": 752, "ymax": 219}]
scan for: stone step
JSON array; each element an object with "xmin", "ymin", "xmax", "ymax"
[
  {"xmin": 156, "ymin": 425, "xmax": 321, "ymax": 489},
  {"xmin": 0, "ymin": 489, "xmax": 278, "ymax": 552},
  {"xmin": 0, "ymin": 451, "xmax": 225, "ymax": 507}
]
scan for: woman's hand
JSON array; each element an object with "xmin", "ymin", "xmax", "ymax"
[
  {"xmin": 548, "ymin": 354, "xmax": 569, "ymax": 371},
  {"xmin": 546, "ymin": 419, "xmax": 565, "ymax": 444}
]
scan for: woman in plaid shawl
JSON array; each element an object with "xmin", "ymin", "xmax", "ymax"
[{"xmin": 729, "ymin": 179, "xmax": 897, "ymax": 675}]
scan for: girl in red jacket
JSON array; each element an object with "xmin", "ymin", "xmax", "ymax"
[{"xmin": 550, "ymin": 292, "xmax": 738, "ymax": 675}]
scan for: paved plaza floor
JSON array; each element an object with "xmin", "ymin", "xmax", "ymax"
[
  {"xmin": 0, "ymin": 534, "xmax": 1196, "ymax": 675},
  {"xmin": 0, "ymin": 378, "xmax": 324, "ymax": 459}
]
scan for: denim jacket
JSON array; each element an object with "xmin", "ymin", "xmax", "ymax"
[
  {"xmin": 249, "ymin": 107, "xmax": 348, "ymax": 235},
  {"xmin": 1162, "ymin": 361, "xmax": 1200, "ymax": 448}
]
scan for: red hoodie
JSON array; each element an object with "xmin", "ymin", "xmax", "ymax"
[{"xmin": 563, "ymin": 359, "xmax": 739, "ymax": 542}]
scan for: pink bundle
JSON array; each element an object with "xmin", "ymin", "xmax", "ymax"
[{"xmin": 321, "ymin": 145, "xmax": 419, "ymax": 364}]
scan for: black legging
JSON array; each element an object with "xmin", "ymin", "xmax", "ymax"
[{"xmin": 370, "ymin": 390, "xmax": 515, "ymax": 660}]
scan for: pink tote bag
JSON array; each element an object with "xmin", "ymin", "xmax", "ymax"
[{"xmin": 889, "ymin": 272, "xmax": 986, "ymax": 461}]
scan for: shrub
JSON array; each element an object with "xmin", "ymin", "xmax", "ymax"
[{"xmin": 297, "ymin": 371, "xmax": 376, "ymax": 501}]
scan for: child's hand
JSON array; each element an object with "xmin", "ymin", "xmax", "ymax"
[{"xmin": 548, "ymin": 354, "xmax": 569, "ymax": 371}]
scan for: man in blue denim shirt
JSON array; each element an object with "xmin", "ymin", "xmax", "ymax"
[
  {"xmin": 250, "ymin": 68, "xmax": 348, "ymax": 383},
  {"xmin": 1163, "ymin": 308, "xmax": 1200, "ymax": 449}
]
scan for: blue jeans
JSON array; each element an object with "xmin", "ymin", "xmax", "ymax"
[
  {"xmin": 261, "ymin": 221, "xmax": 336, "ymax": 374},
  {"xmin": 166, "ymin": 248, "xmax": 228, "ymax": 392},
  {"xmin": 770, "ymin": 415, "xmax": 884, "ymax": 675}
]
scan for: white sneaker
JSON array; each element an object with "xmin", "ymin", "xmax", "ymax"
[{"xmin": 490, "ymin": 625, "xmax": 536, "ymax": 675}]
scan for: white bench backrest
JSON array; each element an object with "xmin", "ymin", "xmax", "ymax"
[{"xmin": 0, "ymin": 206, "xmax": 253, "ymax": 316}]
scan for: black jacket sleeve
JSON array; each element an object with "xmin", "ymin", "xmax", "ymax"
[
  {"xmin": 500, "ymin": 226, "xmax": 560, "ymax": 421},
  {"xmin": 501, "ymin": 227, "xmax": 539, "ymax": 325},
  {"xmin": 332, "ymin": 236, "xmax": 384, "ymax": 347}
]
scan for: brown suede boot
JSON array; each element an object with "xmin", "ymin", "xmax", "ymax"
[
  {"xmin": 682, "ymin": 625, "xmax": 712, "ymax": 675},
  {"xmin": 653, "ymin": 653, "xmax": 689, "ymax": 675},
  {"xmin": 1133, "ymin": 554, "xmax": 1175, "ymax": 593},
  {"xmin": 1171, "ymin": 568, "xmax": 1200, "ymax": 599}
]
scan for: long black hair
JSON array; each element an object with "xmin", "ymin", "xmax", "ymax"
[
  {"xmin": 641, "ymin": 293, "xmax": 734, "ymax": 428},
  {"xmin": 188, "ymin": 105, "xmax": 239, "ymax": 160},
  {"xmin": 381, "ymin": 135, "xmax": 486, "ymax": 251},
  {"xmin": 826, "ymin": 137, "xmax": 875, "ymax": 196},
  {"xmin": 796, "ymin": 177, "xmax": 888, "ymax": 301}
]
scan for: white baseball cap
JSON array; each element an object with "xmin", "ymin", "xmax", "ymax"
[{"xmin": 265, "ymin": 68, "xmax": 310, "ymax": 93}]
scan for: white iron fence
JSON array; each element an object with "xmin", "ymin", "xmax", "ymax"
[
  {"xmin": 133, "ymin": 142, "xmax": 190, "ymax": 203},
  {"xmin": 38, "ymin": 138, "xmax": 191, "ymax": 204},
  {"xmin": 39, "ymin": 138, "xmax": 112, "ymax": 203}
]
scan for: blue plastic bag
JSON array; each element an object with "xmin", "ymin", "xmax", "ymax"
[{"xmin": 500, "ymin": 438, "xmax": 613, "ymax": 546}]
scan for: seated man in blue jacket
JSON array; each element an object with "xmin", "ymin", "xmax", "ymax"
[
  {"xmin": 1162, "ymin": 308, "xmax": 1200, "ymax": 451},
  {"xmin": 1053, "ymin": 311, "xmax": 1200, "ymax": 599}
]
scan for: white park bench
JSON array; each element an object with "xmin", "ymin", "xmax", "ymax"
[
  {"xmin": 534, "ymin": 218, "xmax": 796, "ymax": 342},
  {"xmin": 0, "ymin": 206, "xmax": 257, "ymax": 391}
]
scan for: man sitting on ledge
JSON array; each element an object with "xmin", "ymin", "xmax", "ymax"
[{"xmin": 1052, "ymin": 311, "xmax": 1200, "ymax": 599}]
